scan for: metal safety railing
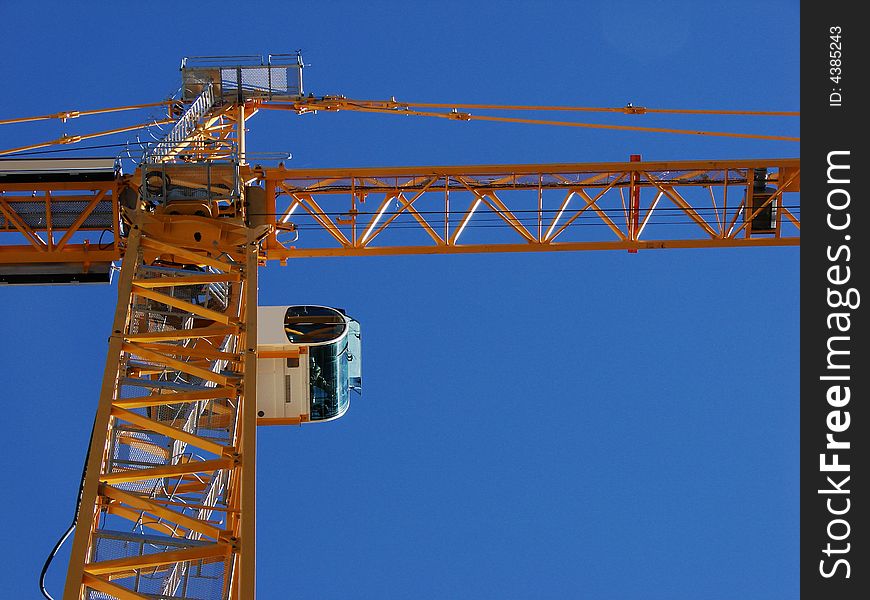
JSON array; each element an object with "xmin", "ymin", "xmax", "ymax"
[
  {"xmin": 180, "ymin": 53, "xmax": 304, "ymax": 102},
  {"xmin": 139, "ymin": 159, "xmax": 241, "ymax": 217},
  {"xmin": 144, "ymin": 83, "xmax": 217, "ymax": 163}
]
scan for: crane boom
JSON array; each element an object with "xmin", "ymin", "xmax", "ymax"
[
  {"xmin": 247, "ymin": 157, "xmax": 799, "ymax": 260},
  {"xmin": 1, "ymin": 157, "xmax": 800, "ymax": 280}
]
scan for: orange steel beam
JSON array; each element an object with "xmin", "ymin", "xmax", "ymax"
[
  {"xmin": 240, "ymin": 158, "xmax": 799, "ymax": 261},
  {"xmin": 246, "ymin": 158, "xmax": 798, "ymax": 181}
]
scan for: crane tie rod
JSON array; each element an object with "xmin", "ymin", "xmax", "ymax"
[
  {"xmin": 326, "ymin": 99, "xmax": 799, "ymax": 117},
  {"xmin": 0, "ymin": 118, "xmax": 176, "ymax": 157},
  {"xmin": 0, "ymin": 100, "xmax": 174, "ymax": 126},
  {"xmin": 260, "ymin": 98, "xmax": 799, "ymax": 142}
]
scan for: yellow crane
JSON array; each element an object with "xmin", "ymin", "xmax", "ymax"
[{"xmin": 1, "ymin": 54, "xmax": 799, "ymax": 600}]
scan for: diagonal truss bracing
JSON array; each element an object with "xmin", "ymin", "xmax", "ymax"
[
  {"xmin": 63, "ymin": 213, "xmax": 259, "ymax": 600},
  {"xmin": 251, "ymin": 158, "xmax": 800, "ymax": 259},
  {"xmin": 0, "ymin": 179, "xmax": 121, "ymax": 266}
]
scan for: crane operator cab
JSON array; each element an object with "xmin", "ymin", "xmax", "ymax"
[{"xmin": 256, "ymin": 305, "xmax": 361, "ymax": 425}]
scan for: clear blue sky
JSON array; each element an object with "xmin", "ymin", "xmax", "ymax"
[{"xmin": 1, "ymin": 1, "xmax": 800, "ymax": 598}]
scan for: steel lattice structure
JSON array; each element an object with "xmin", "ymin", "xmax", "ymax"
[
  {"xmin": 249, "ymin": 158, "xmax": 800, "ymax": 260},
  {"xmin": 0, "ymin": 52, "xmax": 799, "ymax": 600},
  {"xmin": 61, "ymin": 214, "xmax": 260, "ymax": 599}
]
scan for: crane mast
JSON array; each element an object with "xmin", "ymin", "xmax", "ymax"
[
  {"xmin": 0, "ymin": 54, "xmax": 799, "ymax": 600},
  {"xmin": 61, "ymin": 213, "xmax": 261, "ymax": 598}
]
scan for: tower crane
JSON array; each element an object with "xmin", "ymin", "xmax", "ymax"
[{"xmin": 0, "ymin": 53, "xmax": 799, "ymax": 600}]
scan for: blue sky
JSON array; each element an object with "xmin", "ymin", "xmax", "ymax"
[{"xmin": 0, "ymin": 1, "xmax": 799, "ymax": 598}]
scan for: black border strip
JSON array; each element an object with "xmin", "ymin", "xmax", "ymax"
[{"xmin": 801, "ymin": 2, "xmax": 868, "ymax": 597}]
